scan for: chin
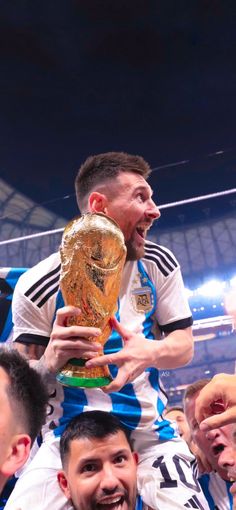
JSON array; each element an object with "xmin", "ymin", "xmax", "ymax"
[
  {"xmin": 231, "ymin": 481, "xmax": 236, "ymax": 495},
  {"xmin": 126, "ymin": 241, "xmax": 145, "ymax": 261}
]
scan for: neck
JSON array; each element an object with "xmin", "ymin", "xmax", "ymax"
[{"xmin": 0, "ymin": 473, "xmax": 8, "ymax": 494}]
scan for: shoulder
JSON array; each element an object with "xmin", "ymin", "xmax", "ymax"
[
  {"xmin": 200, "ymin": 470, "xmax": 232, "ymax": 492},
  {"xmin": 143, "ymin": 240, "xmax": 179, "ymax": 278},
  {"xmin": 14, "ymin": 252, "xmax": 61, "ymax": 305}
]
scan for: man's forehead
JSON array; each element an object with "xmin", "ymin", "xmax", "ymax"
[
  {"xmin": 184, "ymin": 396, "xmax": 197, "ymax": 418},
  {"xmin": 117, "ymin": 171, "xmax": 153, "ymax": 191},
  {"xmin": 166, "ymin": 409, "xmax": 185, "ymax": 418},
  {"xmin": 70, "ymin": 431, "xmax": 130, "ymax": 453},
  {"xmin": 0, "ymin": 366, "xmax": 10, "ymax": 386}
]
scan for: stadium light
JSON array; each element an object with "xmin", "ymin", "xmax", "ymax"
[
  {"xmin": 197, "ymin": 279, "xmax": 226, "ymax": 297},
  {"xmin": 230, "ymin": 275, "xmax": 236, "ymax": 288},
  {"xmin": 184, "ymin": 288, "xmax": 194, "ymax": 298}
]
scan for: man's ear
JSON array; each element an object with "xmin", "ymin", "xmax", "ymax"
[
  {"xmin": 57, "ymin": 470, "xmax": 71, "ymax": 500},
  {"xmin": 88, "ymin": 191, "xmax": 108, "ymax": 214},
  {"xmin": 1, "ymin": 435, "xmax": 31, "ymax": 478},
  {"xmin": 133, "ymin": 451, "xmax": 139, "ymax": 466}
]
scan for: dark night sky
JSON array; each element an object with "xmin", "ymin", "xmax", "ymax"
[{"xmin": 0, "ymin": 1, "xmax": 236, "ymax": 226}]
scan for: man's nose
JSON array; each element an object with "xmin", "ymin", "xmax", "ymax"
[
  {"xmin": 100, "ymin": 465, "xmax": 119, "ymax": 492},
  {"xmin": 146, "ymin": 200, "xmax": 161, "ymax": 220},
  {"xmin": 218, "ymin": 448, "xmax": 235, "ymax": 470},
  {"xmin": 205, "ymin": 428, "xmax": 220, "ymax": 441}
]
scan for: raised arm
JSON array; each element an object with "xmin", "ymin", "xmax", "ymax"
[{"xmin": 195, "ymin": 373, "xmax": 236, "ymax": 430}]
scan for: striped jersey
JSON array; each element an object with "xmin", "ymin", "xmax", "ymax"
[
  {"xmin": 12, "ymin": 239, "xmax": 193, "ymax": 447},
  {"xmin": 0, "ymin": 267, "xmax": 27, "ymax": 343},
  {"xmin": 199, "ymin": 472, "xmax": 233, "ymax": 510}
]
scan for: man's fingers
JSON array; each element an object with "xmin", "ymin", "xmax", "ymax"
[
  {"xmin": 52, "ymin": 325, "xmax": 102, "ymax": 340},
  {"xmin": 83, "ymin": 351, "xmax": 102, "ymax": 360},
  {"xmin": 199, "ymin": 407, "xmax": 236, "ymax": 431},
  {"xmin": 58, "ymin": 349, "xmax": 100, "ymax": 360},
  {"xmin": 85, "ymin": 353, "xmax": 115, "ymax": 368},
  {"xmin": 195, "ymin": 389, "xmax": 223, "ymax": 423},
  {"xmin": 102, "ymin": 370, "xmax": 129, "ymax": 393},
  {"xmin": 54, "ymin": 306, "xmax": 102, "ymax": 336},
  {"xmin": 55, "ymin": 306, "xmax": 81, "ymax": 326},
  {"xmin": 52, "ymin": 339, "xmax": 102, "ymax": 352},
  {"xmin": 110, "ymin": 316, "xmax": 130, "ymax": 340}
]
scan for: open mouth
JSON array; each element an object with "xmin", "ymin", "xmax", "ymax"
[
  {"xmin": 97, "ymin": 495, "xmax": 125, "ymax": 510},
  {"xmin": 212, "ymin": 444, "xmax": 225, "ymax": 456},
  {"xmin": 136, "ymin": 227, "xmax": 145, "ymax": 239}
]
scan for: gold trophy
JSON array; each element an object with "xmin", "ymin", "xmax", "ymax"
[{"xmin": 56, "ymin": 212, "xmax": 126, "ymax": 388}]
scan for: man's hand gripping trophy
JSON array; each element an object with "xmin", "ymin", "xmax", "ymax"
[{"xmin": 56, "ymin": 213, "xmax": 126, "ymax": 388}]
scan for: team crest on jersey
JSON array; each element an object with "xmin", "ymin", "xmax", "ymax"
[{"xmin": 131, "ymin": 286, "xmax": 153, "ymax": 313}]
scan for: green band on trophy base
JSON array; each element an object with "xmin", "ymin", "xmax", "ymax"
[
  {"xmin": 56, "ymin": 357, "xmax": 112, "ymax": 388},
  {"xmin": 56, "ymin": 372, "xmax": 112, "ymax": 388}
]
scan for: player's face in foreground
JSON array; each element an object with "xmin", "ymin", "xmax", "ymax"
[
  {"xmin": 218, "ymin": 426, "xmax": 236, "ymax": 496},
  {"xmin": 185, "ymin": 391, "xmax": 235, "ymax": 479},
  {"xmin": 0, "ymin": 368, "xmax": 18, "ymax": 470},
  {"xmin": 105, "ymin": 172, "xmax": 160, "ymax": 260},
  {"xmin": 165, "ymin": 409, "xmax": 192, "ymax": 447},
  {"xmin": 58, "ymin": 430, "xmax": 138, "ymax": 510}
]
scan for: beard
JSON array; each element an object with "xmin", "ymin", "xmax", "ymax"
[{"xmin": 125, "ymin": 238, "xmax": 145, "ymax": 261}]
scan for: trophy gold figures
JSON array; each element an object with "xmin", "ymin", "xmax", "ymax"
[{"xmin": 56, "ymin": 212, "xmax": 126, "ymax": 388}]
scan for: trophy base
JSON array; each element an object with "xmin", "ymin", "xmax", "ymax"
[
  {"xmin": 56, "ymin": 358, "xmax": 112, "ymax": 388},
  {"xmin": 56, "ymin": 372, "xmax": 112, "ymax": 388}
]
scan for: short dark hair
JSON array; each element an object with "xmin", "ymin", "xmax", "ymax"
[
  {"xmin": 184, "ymin": 378, "xmax": 211, "ymax": 403},
  {"xmin": 75, "ymin": 151, "xmax": 151, "ymax": 211},
  {"xmin": 0, "ymin": 348, "xmax": 48, "ymax": 443},
  {"xmin": 60, "ymin": 410, "xmax": 133, "ymax": 468}
]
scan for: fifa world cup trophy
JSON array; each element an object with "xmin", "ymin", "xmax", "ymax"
[{"xmin": 56, "ymin": 213, "xmax": 126, "ymax": 388}]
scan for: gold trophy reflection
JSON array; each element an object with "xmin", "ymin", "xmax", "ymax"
[{"xmin": 56, "ymin": 213, "xmax": 126, "ymax": 388}]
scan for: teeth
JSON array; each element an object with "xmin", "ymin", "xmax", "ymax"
[
  {"xmin": 137, "ymin": 223, "xmax": 148, "ymax": 229},
  {"xmin": 100, "ymin": 496, "xmax": 121, "ymax": 504}
]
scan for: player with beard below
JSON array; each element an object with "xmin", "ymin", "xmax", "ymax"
[
  {"xmin": 0, "ymin": 348, "xmax": 48, "ymax": 497},
  {"xmin": 217, "ymin": 430, "xmax": 236, "ymax": 506},
  {"xmin": 184, "ymin": 379, "xmax": 234, "ymax": 509},
  {"xmin": 6, "ymin": 152, "xmax": 209, "ymax": 510},
  {"xmin": 58, "ymin": 410, "xmax": 153, "ymax": 510},
  {"xmin": 194, "ymin": 373, "xmax": 236, "ymax": 432}
]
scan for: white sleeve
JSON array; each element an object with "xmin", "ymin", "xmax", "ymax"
[
  {"xmin": 12, "ymin": 272, "xmax": 52, "ymax": 345},
  {"xmin": 155, "ymin": 266, "xmax": 192, "ymax": 331}
]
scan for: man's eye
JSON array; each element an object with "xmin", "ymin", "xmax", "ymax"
[
  {"xmin": 137, "ymin": 193, "xmax": 145, "ymax": 202},
  {"xmin": 114, "ymin": 455, "xmax": 126, "ymax": 464},
  {"xmin": 81, "ymin": 463, "xmax": 96, "ymax": 473},
  {"xmin": 192, "ymin": 421, "xmax": 199, "ymax": 431}
]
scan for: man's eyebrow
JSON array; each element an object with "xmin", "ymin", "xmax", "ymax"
[
  {"xmin": 77, "ymin": 447, "xmax": 129, "ymax": 464},
  {"xmin": 133, "ymin": 184, "xmax": 153, "ymax": 195},
  {"xmin": 111, "ymin": 448, "xmax": 131, "ymax": 459},
  {"xmin": 76, "ymin": 456, "xmax": 99, "ymax": 471},
  {"xmin": 79, "ymin": 456, "xmax": 99, "ymax": 464}
]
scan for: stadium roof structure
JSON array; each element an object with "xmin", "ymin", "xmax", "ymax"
[
  {"xmin": 151, "ymin": 206, "xmax": 236, "ymax": 287},
  {"xmin": 0, "ymin": 178, "xmax": 66, "ymax": 268}
]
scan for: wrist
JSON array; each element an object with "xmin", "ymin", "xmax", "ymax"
[{"xmin": 30, "ymin": 355, "xmax": 56, "ymax": 382}]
